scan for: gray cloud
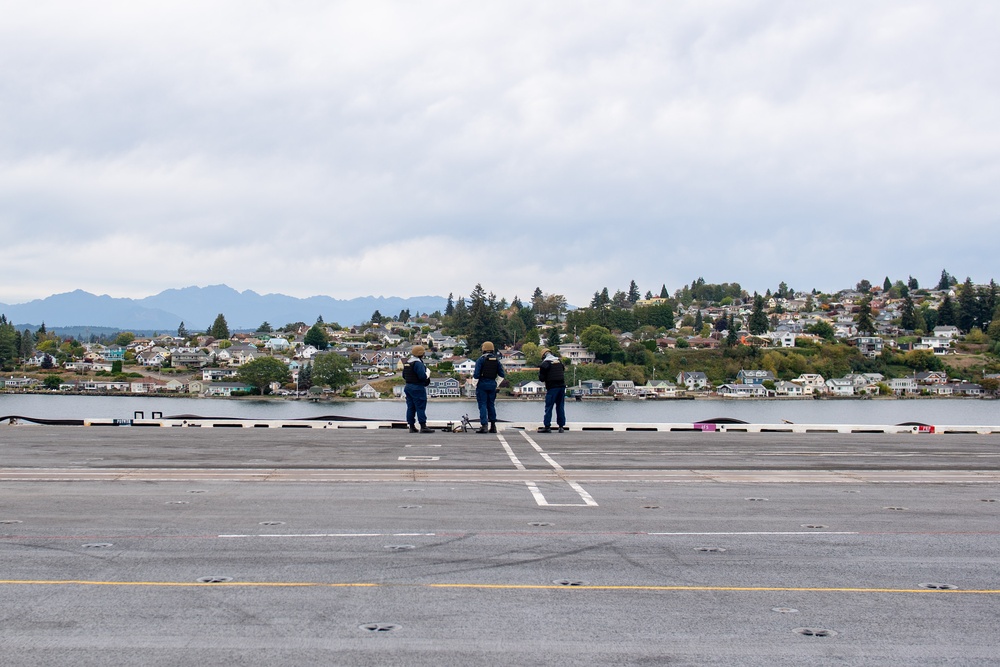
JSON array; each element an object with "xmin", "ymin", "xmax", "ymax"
[{"xmin": 2, "ymin": 1, "xmax": 998, "ymax": 306}]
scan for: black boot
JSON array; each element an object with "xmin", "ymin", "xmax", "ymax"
[
  {"xmin": 489, "ymin": 422, "xmax": 497, "ymax": 433},
  {"xmin": 539, "ymin": 426, "xmax": 551, "ymax": 433},
  {"xmin": 408, "ymin": 424, "xmax": 418, "ymax": 433},
  {"xmin": 475, "ymin": 425, "xmax": 489, "ymax": 434},
  {"xmin": 419, "ymin": 424, "xmax": 433, "ymax": 433},
  {"xmin": 558, "ymin": 426, "xmax": 564, "ymax": 433}
]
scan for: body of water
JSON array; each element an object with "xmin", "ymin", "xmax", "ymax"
[{"xmin": 2, "ymin": 393, "xmax": 998, "ymax": 425}]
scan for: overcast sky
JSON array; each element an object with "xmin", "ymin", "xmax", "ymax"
[{"xmin": 2, "ymin": 1, "xmax": 998, "ymax": 307}]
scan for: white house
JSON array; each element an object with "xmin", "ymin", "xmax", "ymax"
[
  {"xmin": 792, "ymin": 374, "xmax": 826, "ymax": 394},
  {"xmin": 774, "ymin": 381, "xmax": 805, "ymax": 397},
  {"xmin": 717, "ymin": 383, "xmax": 768, "ymax": 397},
  {"xmin": 609, "ymin": 380, "xmax": 637, "ymax": 396},
  {"xmin": 825, "ymin": 378, "xmax": 856, "ymax": 396},
  {"xmin": 676, "ymin": 371, "xmax": 709, "ymax": 390},
  {"xmin": 558, "ymin": 342, "xmax": 596, "ymax": 365},
  {"xmin": 513, "ymin": 380, "xmax": 546, "ymax": 396},
  {"xmin": 356, "ymin": 383, "xmax": 381, "ymax": 399}
]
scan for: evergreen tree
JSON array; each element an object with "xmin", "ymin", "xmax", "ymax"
[
  {"xmin": 957, "ymin": 278, "xmax": 977, "ymax": 332},
  {"xmin": 726, "ymin": 315, "xmax": 739, "ymax": 347},
  {"xmin": 659, "ymin": 284, "xmax": 668, "ymax": 299},
  {"xmin": 397, "ymin": 309, "xmax": 410, "ymax": 322},
  {"xmin": 748, "ymin": 294, "xmax": 769, "ymax": 334},
  {"xmin": 856, "ymin": 297, "xmax": 876, "ymax": 335},
  {"xmin": 546, "ymin": 327, "xmax": 562, "ymax": 348},
  {"xmin": 694, "ymin": 310, "xmax": 703, "ymax": 331},
  {"xmin": 450, "ymin": 295, "xmax": 470, "ymax": 331},
  {"xmin": 883, "ymin": 276, "xmax": 892, "ymax": 292},
  {"xmin": 256, "ymin": 321, "xmax": 273, "ymax": 333},
  {"xmin": 19, "ymin": 329, "xmax": 34, "ymax": 359},
  {"xmin": 0, "ymin": 315, "xmax": 17, "ymax": 368},
  {"xmin": 466, "ymin": 284, "xmax": 505, "ymax": 352},
  {"xmin": 627, "ymin": 280, "xmax": 640, "ymax": 304},
  {"xmin": 900, "ymin": 295, "xmax": 917, "ymax": 331},
  {"xmin": 908, "ymin": 275, "xmax": 919, "ymax": 290},
  {"xmin": 445, "ymin": 293, "xmax": 455, "ymax": 317},
  {"xmin": 209, "ymin": 313, "xmax": 230, "ymax": 339},
  {"xmin": 937, "ymin": 269, "xmax": 952, "ymax": 291},
  {"xmin": 937, "ymin": 294, "xmax": 957, "ymax": 326},
  {"xmin": 644, "ymin": 290, "xmax": 653, "ymax": 300},
  {"xmin": 600, "ymin": 287, "xmax": 610, "ymax": 306},
  {"xmin": 370, "ymin": 310, "xmax": 383, "ymax": 325}
]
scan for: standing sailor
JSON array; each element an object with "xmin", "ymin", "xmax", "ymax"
[
  {"xmin": 402, "ymin": 345, "xmax": 433, "ymax": 433},
  {"xmin": 473, "ymin": 341, "xmax": 506, "ymax": 433},
  {"xmin": 538, "ymin": 347, "xmax": 566, "ymax": 433}
]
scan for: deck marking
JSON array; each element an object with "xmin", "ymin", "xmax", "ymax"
[
  {"xmin": 0, "ymin": 579, "xmax": 996, "ymax": 594},
  {"xmin": 496, "ymin": 434, "xmax": 527, "ymax": 471},
  {"xmin": 519, "ymin": 432, "xmax": 598, "ymax": 506}
]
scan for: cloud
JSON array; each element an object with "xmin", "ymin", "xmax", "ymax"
[{"xmin": 1, "ymin": 1, "xmax": 998, "ymax": 307}]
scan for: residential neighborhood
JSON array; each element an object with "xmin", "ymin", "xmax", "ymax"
[{"xmin": 2, "ymin": 273, "xmax": 999, "ymax": 400}]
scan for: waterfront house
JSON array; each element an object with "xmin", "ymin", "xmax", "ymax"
[
  {"xmin": 889, "ymin": 377, "xmax": 917, "ymax": 395},
  {"xmin": 204, "ymin": 382, "xmax": 253, "ymax": 397},
  {"xmin": 848, "ymin": 336, "xmax": 884, "ymax": 359},
  {"xmin": 774, "ymin": 381, "xmax": 805, "ymax": 397},
  {"xmin": 717, "ymin": 383, "xmax": 769, "ymax": 397},
  {"xmin": 356, "ymin": 383, "xmax": 381, "ymax": 399},
  {"xmin": 203, "ymin": 368, "xmax": 239, "ymax": 382},
  {"xmin": 915, "ymin": 371, "xmax": 948, "ymax": 385},
  {"xmin": 609, "ymin": 380, "xmax": 637, "ymax": 396},
  {"xmin": 427, "ymin": 377, "xmax": 460, "ymax": 398},
  {"xmin": 792, "ymin": 374, "xmax": 826, "ymax": 393},
  {"xmin": 736, "ymin": 370, "xmax": 775, "ymax": 385},
  {"xmin": 676, "ymin": 371, "xmax": 709, "ymax": 391},
  {"xmin": 645, "ymin": 379, "xmax": 678, "ymax": 397},
  {"xmin": 825, "ymin": 378, "xmax": 856, "ymax": 396},
  {"xmin": 513, "ymin": 380, "xmax": 546, "ymax": 396}
]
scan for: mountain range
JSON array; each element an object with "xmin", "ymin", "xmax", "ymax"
[{"xmin": 0, "ymin": 286, "xmax": 446, "ymax": 332}]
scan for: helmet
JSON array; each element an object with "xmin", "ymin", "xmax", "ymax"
[
  {"xmin": 481, "ymin": 341, "xmax": 495, "ymax": 352},
  {"xmin": 411, "ymin": 345, "xmax": 425, "ymax": 357}
]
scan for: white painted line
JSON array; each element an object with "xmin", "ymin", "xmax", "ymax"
[
  {"xmin": 404, "ymin": 444, "xmax": 442, "ymax": 447},
  {"xmin": 520, "ymin": 432, "xmax": 565, "ymax": 471},
  {"xmin": 567, "ymin": 480, "xmax": 599, "ymax": 506},
  {"xmin": 525, "ymin": 481, "xmax": 549, "ymax": 505},
  {"xmin": 218, "ymin": 533, "xmax": 437, "ymax": 538},
  {"xmin": 398, "ymin": 456, "xmax": 440, "ymax": 461},
  {"xmin": 646, "ymin": 532, "xmax": 859, "ymax": 536},
  {"xmin": 498, "ymin": 434, "xmax": 527, "ymax": 471}
]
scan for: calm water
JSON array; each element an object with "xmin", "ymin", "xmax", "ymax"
[{"xmin": 2, "ymin": 393, "xmax": 998, "ymax": 425}]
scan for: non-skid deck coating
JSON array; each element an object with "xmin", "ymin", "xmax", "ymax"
[{"xmin": 0, "ymin": 425, "xmax": 998, "ymax": 666}]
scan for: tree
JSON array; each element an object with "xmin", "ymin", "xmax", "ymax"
[
  {"xmin": 856, "ymin": 297, "xmax": 875, "ymax": 335},
  {"xmin": 937, "ymin": 294, "xmax": 957, "ymax": 327},
  {"xmin": 807, "ymin": 321, "xmax": 835, "ymax": 340},
  {"xmin": 659, "ymin": 284, "xmax": 668, "ymax": 299},
  {"xmin": 580, "ymin": 325, "xmax": 620, "ymax": 362},
  {"xmin": 748, "ymin": 293, "xmax": 769, "ymax": 335},
  {"xmin": 957, "ymin": 277, "xmax": 977, "ymax": 333},
  {"xmin": 883, "ymin": 276, "xmax": 892, "ymax": 292},
  {"xmin": 19, "ymin": 329, "xmax": 34, "ymax": 360},
  {"xmin": 937, "ymin": 269, "xmax": 952, "ymax": 291},
  {"xmin": 627, "ymin": 280, "xmax": 640, "ymax": 305},
  {"xmin": 521, "ymin": 342, "xmax": 542, "ymax": 367},
  {"xmin": 856, "ymin": 279, "xmax": 872, "ymax": 294},
  {"xmin": 397, "ymin": 309, "xmax": 410, "ymax": 322},
  {"xmin": 0, "ymin": 316, "xmax": 19, "ymax": 369},
  {"xmin": 546, "ymin": 327, "xmax": 562, "ymax": 349},
  {"xmin": 445, "ymin": 293, "xmax": 455, "ymax": 317},
  {"xmin": 311, "ymin": 353, "xmax": 354, "ymax": 392},
  {"xmin": 43, "ymin": 375, "xmax": 62, "ymax": 390},
  {"xmin": 303, "ymin": 323, "xmax": 329, "ymax": 350},
  {"xmin": 236, "ymin": 357, "xmax": 290, "ymax": 395},
  {"xmin": 466, "ymin": 284, "xmax": 505, "ymax": 353},
  {"xmin": 256, "ymin": 321, "xmax": 273, "ymax": 333},
  {"xmin": 115, "ymin": 331, "xmax": 135, "ymax": 346},
  {"xmin": 371, "ymin": 310, "xmax": 384, "ymax": 325},
  {"xmin": 177, "ymin": 322, "xmax": 188, "ymax": 338},
  {"xmin": 40, "ymin": 354, "xmax": 54, "ymax": 370},
  {"xmin": 908, "ymin": 275, "xmax": 919, "ymax": 291},
  {"xmin": 900, "ymin": 294, "xmax": 916, "ymax": 331},
  {"xmin": 209, "ymin": 314, "xmax": 230, "ymax": 340},
  {"xmin": 726, "ymin": 315, "xmax": 739, "ymax": 346}
]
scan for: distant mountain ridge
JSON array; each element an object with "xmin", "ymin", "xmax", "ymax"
[{"xmin": 0, "ymin": 286, "xmax": 446, "ymax": 331}]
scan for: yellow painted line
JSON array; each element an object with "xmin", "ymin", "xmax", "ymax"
[{"xmin": 0, "ymin": 579, "xmax": 997, "ymax": 594}]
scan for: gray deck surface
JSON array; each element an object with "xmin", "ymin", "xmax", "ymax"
[{"xmin": 0, "ymin": 426, "xmax": 998, "ymax": 666}]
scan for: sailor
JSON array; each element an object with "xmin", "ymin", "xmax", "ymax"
[
  {"xmin": 402, "ymin": 345, "xmax": 433, "ymax": 433},
  {"xmin": 473, "ymin": 341, "xmax": 506, "ymax": 433},
  {"xmin": 538, "ymin": 347, "xmax": 566, "ymax": 433}
]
